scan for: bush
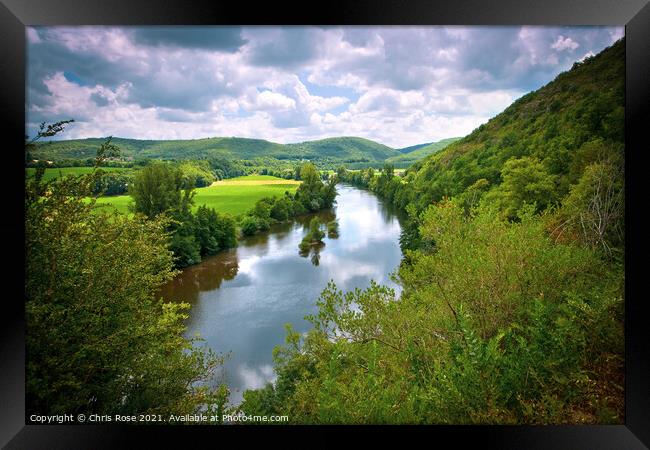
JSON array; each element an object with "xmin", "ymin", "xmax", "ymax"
[
  {"xmin": 240, "ymin": 216, "xmax": 260, "ymax": 236},
  {"xmin": 193, "ymin": 205, "xmax": 238, "ymax": 257},
  {"xmin": 270, "ymin": 198, "xmax": 291, "ymax": 222},
  {"xmin": 169, "ymin": 232, "xmax": 202, "ymax": 267}
]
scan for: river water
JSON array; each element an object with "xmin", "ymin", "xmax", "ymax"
[{"xmin": 158, "ymin": 184, "xmax": 404, "ymax": 404}]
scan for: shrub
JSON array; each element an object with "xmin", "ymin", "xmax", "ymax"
[{"xmin": 240, "ymin": 216, "xmax": 260, "ymax": 236}]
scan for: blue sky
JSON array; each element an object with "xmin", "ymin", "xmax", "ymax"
[{"xmin": 26, "ymin": 26, "xmax": 623, "ymax": 148}]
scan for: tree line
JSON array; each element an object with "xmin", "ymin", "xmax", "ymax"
[{"xmin": 128, "ymin": 160, "xmax": 337, "ymax": 268}]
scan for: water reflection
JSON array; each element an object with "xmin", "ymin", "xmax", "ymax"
[
  {"xmin": 159, "ymin": 185, "xmax": 405, "ymax": 404},
  {"xmin": 158, "ymin": 250, "xmax": 240, "ymax": 305},
  {"xmin": 299, "ymin": 241, "xmax": 325, "ymax": 266}
]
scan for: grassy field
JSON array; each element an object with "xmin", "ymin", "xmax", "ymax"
[
  {"xmin": 93, "ymin": 175, "xmax": 300, "ymax": 216},
  {"xmin": 211, "ymin": 175, "xmax": 300, "ymax": 186},
  {"xmin": 26, "ymin": 167, "xmax": 130, "ymax": 182}
]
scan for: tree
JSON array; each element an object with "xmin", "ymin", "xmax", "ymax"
[
  {"xmin": 194, "ymin": 205, "xmax": 237, "ymax": 256},
  {"xmin": 129, "ymin": 162, "xmax": 190, "ymax": 219},
  {"xmin": 549, "ymin": 161, "xmax": 624, "ymax": 257},
  {"xmin": 168, "ymin": 227, "xmax": 202, "ymax": 267},
  {"xmin": 270, "ymin": 197, "xmax": 291, "ymax": 222},
  {"xmin": 295, "ymin": 162, "xmax": 337, "ymax": 212},
  {"xmin": 486, "ymin": 156, "xmax": 557, "ymax": 220},
  {"xmin": 240, "ymin": 216, "xmax": 261, "ymax": 236},
  {"xmin": 382, "ymin": 162, "xmax": 394, "ymax": 179},
  {"xmin": 179, "ymin": 160, "xmax": 216, "ymax": 188},
  {"xmin": 25, "ymin": 130, "xmax": 224, "ymax": 417}
]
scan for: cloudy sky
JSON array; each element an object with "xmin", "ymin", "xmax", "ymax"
[{"xmin": 26, "ymin": 26, "xmax": 623, "ymax": 148}]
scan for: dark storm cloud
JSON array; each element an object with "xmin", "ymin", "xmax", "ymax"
[
  {"xmin": 27, "ymin": 30, "xmax": 138, "ymax": 106},
  {"xmin": 122, "ymin": 60, "xmax": 232, "ymax": 111},
  {"xmin": 26, "ymin": 27, "xmax": 240, "ymax": 112},
  {"xmin": 244, "ymin": 28, "xmax": 322, "ymax": 68},
  {"xmin": 131, "ymin": 26, "xmax": 247, "ymax": 51}
]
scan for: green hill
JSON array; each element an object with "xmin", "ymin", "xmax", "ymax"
[
  {"xmin": 286, "ymin": 136, "xmax": 399, "ymax": 163},
  {"xmin": 386, "ymin": 137, "xmax": 462, "ymax": 167},
  {"xmin": 30, "ymin": 136, "xmax": 292, "ymax": 161},
  {"xmin": 396, "ymin": 142, "xmax": 432, "ymax": 154},
  {"xmin": 29, "ymin": 135, "xmax": 402, "ymax": 167}
]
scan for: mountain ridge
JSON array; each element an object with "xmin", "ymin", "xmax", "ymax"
[{"xmin": 29, "ymin": 135, "xmax": 400, "ymax": 165}]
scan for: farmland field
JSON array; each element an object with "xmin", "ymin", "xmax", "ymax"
[
  {"xmin": 26, "ymin": 166, "xmax": 130, "ymax": 182},
  {"xmin": 211, "ymin": 175, "xmax": 300, "ymax": 186},
  {"xmin": 93, "ymin": 174, "xmax": 301, "ymax": 216}
]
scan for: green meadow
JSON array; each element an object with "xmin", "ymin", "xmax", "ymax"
[
  {"xmin": 26, "ymin": 166, "xmax": 130, "ymax": 182},
  {"xmin": 93, "ymin": 174, "xmax": 300, "ymax": 216}
]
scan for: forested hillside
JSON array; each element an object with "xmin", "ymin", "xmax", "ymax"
[
  {"xmin": 241, "ymin": 38, "xmax": 625, "ymax": 424},
  {"xmin": 386, "ymin": 137, "xmax": 462, "ymax": 167},
  {"xmin": 396, "ymin": 142, "xmax": 433, "ymax": 154},
  {"xmin": 286, "ymin": 136, "xmax": 398, "ymax": 164},
  {"xmin": 28, "ymin": 135, "xmax": 402, "ymax": 168}
]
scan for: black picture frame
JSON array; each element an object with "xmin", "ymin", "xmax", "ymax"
[{"xmin": 2, "ymin": 0, "xmax": 648, "ymax": 447}]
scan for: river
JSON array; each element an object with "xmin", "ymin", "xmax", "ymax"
[{"xmin": 158, "ymin": 184, "xmax": 405, "ymax": 404}]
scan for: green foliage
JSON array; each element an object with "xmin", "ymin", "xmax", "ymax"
[
  {"xmin": 241, "ymin": 40, "xmax": 625, "ymax": 424},
  {"xmin": 548, "ymin": 160, "xmax": 624, "ymax": 257},
  {"xmin": 327, "ymin": 220, "xmax": 339, "ymax": 238},
  {"xmin": 169, "ymin": 231, "xmax": 202, "ymax": 270},
  {"xmin": 25, "ymin": 152, "xmax": 223, "ymax": 417},
  {"xmin": 294, "ymin": 162, "xmax": 338, "ymax": 212},
  {"xmin": 270, "ymin": 197, "xmax": 291, "ymax": 221},
  {"xmin": 239, "ymin": 216, "xmax": 262, "ymax": 236},
  {"xmin": 484, "ymin": 156, "xmax": 557, "ymax": 220},
  {"xmin": 129, "ymin": 161, "xmax": 188, "ymax": 219},
  {"xmin": 241, "ymin": 201, "xmax": 623, "ymax": 424},
  {"xmin": 92, "ymin": 169, "xmax": 133, "ymax": 196},
  {"xmin": 128, "ymin": 161, "xmax": 237, "ymax": 268},
  {"xmin": 194, "ymin": 205, "xmax": 238, "ymax": 253},
  {"xmin": 178, "ymin": 160, "xmax": 216, "ymax": 187}
]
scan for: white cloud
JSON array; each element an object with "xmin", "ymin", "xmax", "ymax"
[
  {"xmin": 578, "ymin": 51, "xmax": 595, "ymax": 62},
  {"xmin": 255, "ymin": 91, "xmax": 296, "ymax": 110},
  {"xmin": 238, "ymin": 364, "xmax": 276, "ymax": 391},
  {"xmin": 551, "ymin": 35, "xmax": 579, "ymax": 51}
]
